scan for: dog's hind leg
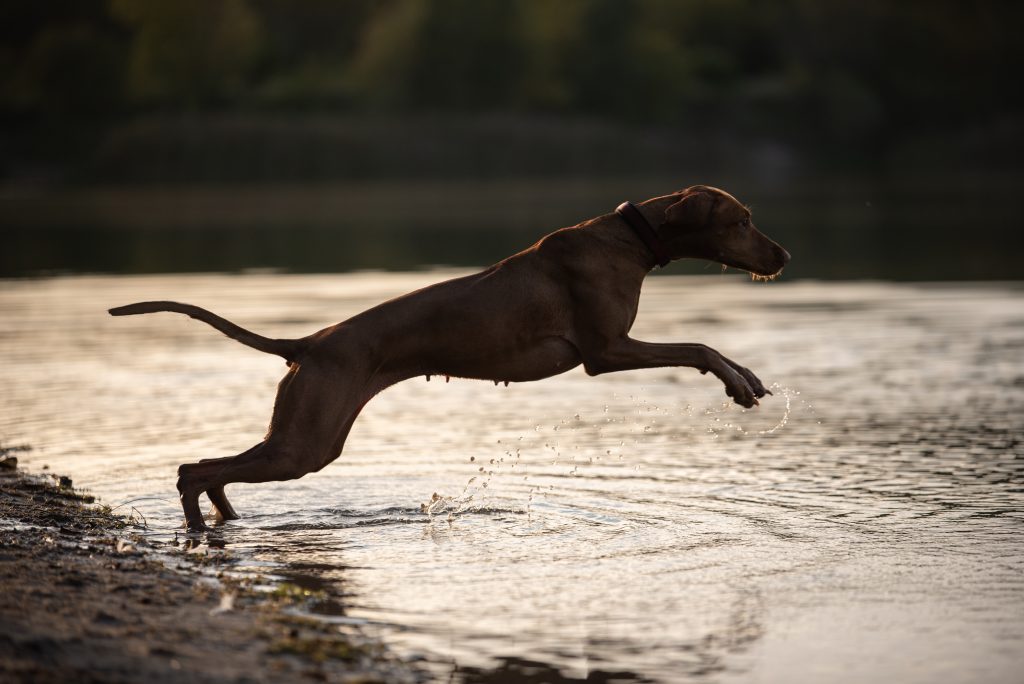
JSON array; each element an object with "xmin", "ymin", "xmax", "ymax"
[
  {"xmin": 177, "ymin": 359, "xmax": 377, "ymax": 531},
  {"xmin": 177, "ymin": 421, "xmax": 362, "ymax": 531},
  {"xmin": 206, "ymin": 486, "xmax": 239, "ymax": 521},
  {"xmin": 196, "ymin": 448, "xmax": 258, "ymax": 522},
  {"xmin": 178, "ymin": 445, "xmax": 282, "ymax": 531},
  {"xmin": 179, "ymin": 439, "xmax": 323, "ymax": 530}
]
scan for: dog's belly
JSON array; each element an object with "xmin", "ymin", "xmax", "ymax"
[{"xmin": 440, "ymin": 335, "xmax": 582, "ymax": 383}]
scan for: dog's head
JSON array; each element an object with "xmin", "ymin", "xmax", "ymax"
[{"xmin": 657, "ymin": 185, "xmax": 790, "ymax": 278}]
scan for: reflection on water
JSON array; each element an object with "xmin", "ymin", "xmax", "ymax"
[
  {"xmin": 2, "ymin": 177, "xmax": 1022, "ymax": 280},
  {"xmin": 1, "ymin": 273, "xmax": 1022, "ymax": 682}
]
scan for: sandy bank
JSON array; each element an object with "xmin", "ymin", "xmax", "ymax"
[{"xmin": 0, "ymin": 463, "xmax": 415, "ymax": 683}]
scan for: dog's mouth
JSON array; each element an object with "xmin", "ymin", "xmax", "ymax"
[
  {"xmin": 750, "ymin": 267, "xmax": 784, "ymax": 282},
  {"xmin": 721, "ymin": 259, "xmax": 786, "ymax": 280},
  {"xmin": 751, "ymin": 258, "xmax": 789, "ymax": 280},
  {"xmin": 748, "ymin": 246, "xmax": 791, "ymax": 281},
  {"xmin": 718, "ymin": 245, "xmax": 790, "ymax": 281},
  {"xmin": 721, "ymin": 263, "xmax": 785, "ymax": 280}
]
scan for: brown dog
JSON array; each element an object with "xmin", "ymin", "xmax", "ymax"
[{"xmin": 111, "ymin": 185, "xmax": 789, "ymax": 530}]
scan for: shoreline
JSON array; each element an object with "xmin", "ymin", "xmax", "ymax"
[{"xmin": 0, "ymin": 462, "xmax": 415, "ymax": 683}]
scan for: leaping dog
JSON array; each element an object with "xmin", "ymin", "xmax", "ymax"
[{"xmin": 110, "ymin": 185, "xmax": 790, "ymax": 530}]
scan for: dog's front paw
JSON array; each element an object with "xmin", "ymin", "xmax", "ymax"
[
  {"xmin": 711, "ymin": 365, "xmax": 759, "ymax": 408},
  {"xmin": 736, "ymin": 366, "xmax": 770, "ymax": 399},
  {"xmin": 725, "ymin": 380, "xmax": 759, "ymax": 408},
  {"xmin": 712, "ymin": 356, "xmax": 770, "ymax": 403}
]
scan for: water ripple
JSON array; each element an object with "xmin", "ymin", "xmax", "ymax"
[{"xmin": 3, "ymin": 275, "xmax": 1023, "ymax": 683}]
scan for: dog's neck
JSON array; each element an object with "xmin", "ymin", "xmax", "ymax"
[
  {"xmin": 583, "ymin": 194, "xmax": 708, "ymax": 276},
  {"xmin": 609, "ymin": 195, "xmax": 681, "ymax": 272},
  {"xmin": 574, "ymin": 199, "xmax": 666, "ymax": 278},
  {"xmin": 616, "ymin": 201, "xmax": 671, "ymax": 268}
]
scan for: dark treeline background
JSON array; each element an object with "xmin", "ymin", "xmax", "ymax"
[{"xmin": 1, "ymin": 1, "xmax": 1022, "ymax": 278}]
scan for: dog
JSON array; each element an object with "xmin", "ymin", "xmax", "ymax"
[{"xmin": 110, "ymin": 185, "xmax": 790, "ymax": 530}]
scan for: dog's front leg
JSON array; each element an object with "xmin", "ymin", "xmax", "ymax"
[{"xmin": 581, "ymin": 339, "xmax": 767, "ymax": 408}]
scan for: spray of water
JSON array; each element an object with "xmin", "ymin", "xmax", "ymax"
[{"xmin": 421, "ymin": 383, "xmax": 814, "ymax": 521}]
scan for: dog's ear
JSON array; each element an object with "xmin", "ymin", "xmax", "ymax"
[{"xmin": 664, "ymin": 191, "xmax": 717, "ymax": 227}]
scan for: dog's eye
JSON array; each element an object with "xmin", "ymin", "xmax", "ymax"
[{"xmin": 740, "ymin": 218, "xmax": 750, "ymax": 228}]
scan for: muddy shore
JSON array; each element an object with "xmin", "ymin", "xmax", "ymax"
[{"xmin": 0, "ymin": 460, "xmax": 415, "ymax": 684}]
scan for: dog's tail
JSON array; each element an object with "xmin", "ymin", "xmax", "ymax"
[{"xmin": 109, "ymin": 301, "xmax": 303, "ymax": 362}]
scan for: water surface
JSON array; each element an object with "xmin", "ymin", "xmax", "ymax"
[{"xmin": 1, "ymin": 273, "xmax": 1021, "ymax": 682}]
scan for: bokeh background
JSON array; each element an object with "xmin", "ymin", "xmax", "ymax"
[{"xmin": 1, "ymin": 0, "xmax": 1022, "ymax": 279}]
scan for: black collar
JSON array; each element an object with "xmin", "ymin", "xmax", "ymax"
[{"xmin": 615, "ymin": 201, "xmax": 671, "ymax": 268}]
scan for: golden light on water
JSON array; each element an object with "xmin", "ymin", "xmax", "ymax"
[{"xmin": 2, "ymin": 272, "xmax": 1022, "ymax": 681}]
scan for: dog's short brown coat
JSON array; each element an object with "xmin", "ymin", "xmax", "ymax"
[{"xmin": 111, "ymin": 185, "xmax": 790, "ymax": 530}]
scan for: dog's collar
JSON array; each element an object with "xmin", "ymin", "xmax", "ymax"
[{"xmin": 615, "ymin": 201, "xmax": 671, "ymax": 269}]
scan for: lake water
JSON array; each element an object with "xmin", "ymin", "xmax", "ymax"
[{"xmin": 1, "ymin": 272, "xmax": 1022, "ymax": 682}]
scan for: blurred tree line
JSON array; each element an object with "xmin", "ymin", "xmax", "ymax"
[{"xmin": 1, "ymin": 0, "xmax": 1021, "ymax": 182}]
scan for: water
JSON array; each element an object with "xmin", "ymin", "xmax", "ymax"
[
  {"xmin": 3, "ymin": 176, "xmax": 1023, "ymax": 281},
  {"xmin": 1, "ymin": 272, "xmax": 1022, "ymax": 682}
]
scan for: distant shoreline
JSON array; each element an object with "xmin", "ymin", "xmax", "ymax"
[{"xmin": 1, "ymin": 173, "xmax": 1022, "ymax": 280}]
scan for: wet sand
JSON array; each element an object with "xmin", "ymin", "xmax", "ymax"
[{"xmin": 0, "ymin": 461, "xmax": 414, "ymax": 684}]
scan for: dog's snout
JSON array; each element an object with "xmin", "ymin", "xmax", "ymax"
[{"xmin": 779, "ymin": 247, "xmax": 791, "ymax": 265}]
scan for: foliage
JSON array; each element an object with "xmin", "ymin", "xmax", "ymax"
[{"xmin": 0, "ymin": 0, "xmax": 1020, "ymax": 172}]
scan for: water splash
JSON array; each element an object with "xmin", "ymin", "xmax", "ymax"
[
  {"xmin": 757, "ymin": 384, "xmax": 795, "ymax": 434},
  {"xmin": 695, "ymin": 383, "xmax": 805, "ymax": 437},
  {"xmin": 421, "ymin": 439, "xmax": 528, "ymax": 521},
  {"xmin": 421, "ymin": 384, "xmax": 810, "ymax": 522}
]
